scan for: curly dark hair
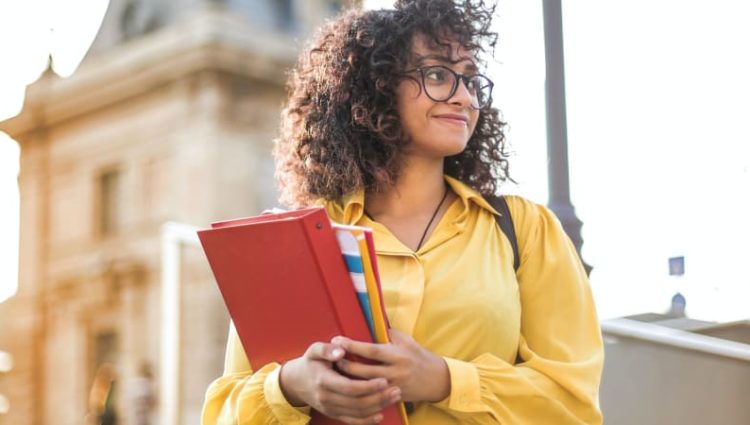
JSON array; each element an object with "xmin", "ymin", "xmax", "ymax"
[{"xmin": 274, "ymin": 0, "xmax": 512, "ymax": 207}]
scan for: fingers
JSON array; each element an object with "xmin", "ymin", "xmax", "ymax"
[
  {"xmin": 305, "ymin": 342, "xmax": 346, "ymax": 362},
  {"xmin": 313, "ymin": 368, "xmax": 402, "ymax": 423},
  {"xmin": 332, "ymin": 336, "xmax": 397, "ymax": 363},
  {"xmin": 296, "ymin": 341, "xmax": 404, "ymax": 422},
  {"xmin": 336, "ymin": 358, "xmax": 387, "ymax": 380},
  {"xmin": 317, "ymin": 385, "xmax": 401, "ymax": 418},
  {"xmin": 339, "ymin": 413, "xmax": 385, "ymax": 425},
  {"xmin": 319, "ymin": 368, "xmax": 387, "ymax": 397}
]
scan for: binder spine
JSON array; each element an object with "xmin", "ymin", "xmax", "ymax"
[{"xmin": 300, "ymin": 211, "xmax": 373, "ymax": 343}]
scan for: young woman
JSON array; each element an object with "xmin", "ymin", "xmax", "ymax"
[{"xmin": 202, "ymin": 1, "xmax": 603, "ymax": 424}]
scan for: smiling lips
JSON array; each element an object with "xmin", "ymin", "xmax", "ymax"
[{"xmin": 433, "ymin": 113, "xmax": 469, "ymax": 127}]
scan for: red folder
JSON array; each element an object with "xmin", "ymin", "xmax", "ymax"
[{"xmin": 198, "ymin": 207, "xmax": 406, "ymax": 425}]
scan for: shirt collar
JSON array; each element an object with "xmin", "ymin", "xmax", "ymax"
[
  {"xmin": 322, "ymin": 175, "xmax": 499, "ymax": 225},
  {"xmin": 444, "ymin": 175, "xmax": 500, "ymax": 218}
]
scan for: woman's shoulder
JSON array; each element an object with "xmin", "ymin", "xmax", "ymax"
[
  {"xmin": 497, "ymin": 194, "xmax": 542, "ymax": 219},
  {"xmin": 496, "ymin": 194, "xmax": 566, "ymax": 238}
]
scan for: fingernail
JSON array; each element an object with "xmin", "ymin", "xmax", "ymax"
[
  {"xmin": 331, "ymin": 336, "xmax": 343, "ymax": 344},
  {"xmin": 390, "ymin": 388, "xmax": 401, "ymax": 402},
  {"xmin": 331, "ymin": 348, "xmax": 344, "ymax": 358},
  {"xmin": 374, "ymin": 413, "xmax": 383, "ymax": 423}
]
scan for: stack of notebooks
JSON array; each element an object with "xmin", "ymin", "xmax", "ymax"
[{"xmin": 198, "ymin": 207, "xmax": 409, "ymax": 425}]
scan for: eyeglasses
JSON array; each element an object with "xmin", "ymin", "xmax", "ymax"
[{"xmin": 405, "ymin": 65, "xmax": 494, "ymax": 110}]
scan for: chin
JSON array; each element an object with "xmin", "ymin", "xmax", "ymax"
[
  {"xmin": 426, "ymin": 144, "xmax": 467, "ymax": 159},
  {"xmin": 408, "ymin": 133, "xmax": 471, "ymax": 158},
  {"xmin": 440, "ymin": 138, "xmax": 470, "ymax": 156}
]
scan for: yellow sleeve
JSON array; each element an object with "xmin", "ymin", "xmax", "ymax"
[
  {"xmin": 434, "ymin": 197, "xmax": 604, "ymax": 424},
  {"xmin": 201, "ymin": 323, "xmax": 312, "ymax": 425}
]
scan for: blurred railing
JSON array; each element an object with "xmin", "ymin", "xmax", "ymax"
[
  {"xmin": 602, "ymin": 318, "xmax": 750, "ymax": 362},
  {"xmin": 600, "ymin": 318, "xmax": 750, "ymax": 425}
]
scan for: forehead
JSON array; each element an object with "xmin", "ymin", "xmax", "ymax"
[{"xmin": 409, "ymin": 33, "xmax": 477, "ymax": 66}]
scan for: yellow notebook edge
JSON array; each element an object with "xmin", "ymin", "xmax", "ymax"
[
  {"xmin": 356, "ymin": 231, "xmax": 390, "ymax": 344},
  {"xmin": 336, "ymin": 226, "xmax": 409, "ymax": 424}
]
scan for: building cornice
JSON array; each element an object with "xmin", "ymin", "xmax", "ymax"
[{"xmin": 0, "ymin": 7, "xmax": 299, "ymax": 141}]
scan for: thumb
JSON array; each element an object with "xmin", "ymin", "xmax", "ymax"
[
  {"xmin": 329, "ymin": 344, "xmax": 346, "ymax": 361},
  {"xmin": 306, "ymin": 342, "xmax": 346, "ymax": 362}
]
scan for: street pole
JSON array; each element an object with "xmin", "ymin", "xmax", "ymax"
[{"xmin": 542, "ymin": 0, "xmax": 592, "ymax": 275}]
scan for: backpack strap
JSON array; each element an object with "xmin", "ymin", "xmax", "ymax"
[{"xmin": 486, "ymin": 195, "xmax": 520, "ymax": 272}]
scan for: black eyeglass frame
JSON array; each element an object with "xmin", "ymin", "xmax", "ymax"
[{"xmin": 404, "ymin": 65, "xmax": 494, "ymax": 110}]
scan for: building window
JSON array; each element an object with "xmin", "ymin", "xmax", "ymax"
[
  {"xmin": 94, "ymin": 331, "xmax": 118, "ymax": 367},
  {"xmin": 98, "ymin": 169, "xmax": 121, "ymax": 236}
]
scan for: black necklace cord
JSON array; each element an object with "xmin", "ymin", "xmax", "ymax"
[
  {"xmin": 363, "ymin": 184, "xmax": 450, "ymax": 251},
  {"xmin": 415, "ymin": 184, "xmax": 449, "ymax": 251}
]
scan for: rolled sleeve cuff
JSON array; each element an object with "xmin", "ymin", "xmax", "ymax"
[
  {"xmin": 263, "ymin": 365, "xmax": 312, "ymax": 423},
  {"xmin": 434, "ymin": 357, "xmax": 485, "ymax": 413}
]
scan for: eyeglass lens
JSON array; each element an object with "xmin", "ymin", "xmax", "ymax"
[{"xmin": 421, "ymin": 66, "xmax": 492, "ymax": 108}]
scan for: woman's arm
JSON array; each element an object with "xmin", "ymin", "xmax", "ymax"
[
  {"xmin": 201, "ymin": 324, "xmax": 312, "ymax": 425},
  {"xmin": 201, "ymin": 324, "xmax": 401, "ymax": 425},
  {"xmin": 335, "ymin": 197, "xmax": 604, "ymax": 424},
  {"xmin": 437, "ymin": 197, "xmax": 603, "ymax": 424}
]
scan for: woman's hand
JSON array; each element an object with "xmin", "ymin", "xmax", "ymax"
[
  {"xmin": 333, "ymin": 330, "xmax": 451, "ymax": 403},
  {"xmin": 279, "ymin": 342, "xmax": 402, "ymax": 425}
]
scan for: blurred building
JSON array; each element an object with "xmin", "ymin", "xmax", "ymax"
[{"xmin": 0, "ymin": 1, "xmax": 351, "ymax": 424}]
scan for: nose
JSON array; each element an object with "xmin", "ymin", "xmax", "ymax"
[{"xmin": 448, "ymin": 77, "xmax": 473, "ymax": 108}]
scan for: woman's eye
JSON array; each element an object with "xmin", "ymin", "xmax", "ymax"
[{"xmin": 425, "ymin": 69, "xmax": 448, "ymax": 82}]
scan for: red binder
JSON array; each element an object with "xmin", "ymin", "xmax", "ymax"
[{"xmin": 198, "ymin": 207, "xmax": 406, "ymax": 425}]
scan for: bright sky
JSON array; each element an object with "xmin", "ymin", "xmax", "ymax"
[
  {"xmin": 1, "ymin": 1, "xmax": 749, "ymax": 322},
  {"xmin": 0, "ymin": 136, "xmax": 19, "ymax": 304},
  {"xmin": 0, "ymin": 0, "xmax": 109, "ymax": 302}
]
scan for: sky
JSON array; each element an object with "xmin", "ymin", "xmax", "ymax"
[{"xmin": 1, "ymin": 0, "xmax": 749, "ymax": 322}]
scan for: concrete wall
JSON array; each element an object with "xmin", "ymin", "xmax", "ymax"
[{"xmin": 601, "ymin": 319, "xmax": 750, "ymax": 425}]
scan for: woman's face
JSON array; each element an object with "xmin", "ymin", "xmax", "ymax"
[{"xmin": 396, "ymin": 34, "xmax": 481, "ymax": 159}]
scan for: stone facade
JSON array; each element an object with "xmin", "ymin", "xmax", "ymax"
[{"xmin": 0, "ymin": 1, "xmax": 350, "ymax": 424}]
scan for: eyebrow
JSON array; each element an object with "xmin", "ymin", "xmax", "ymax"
[{"xmin": 415, "ymin": 54, "xmax": 478, "ymax": 72}]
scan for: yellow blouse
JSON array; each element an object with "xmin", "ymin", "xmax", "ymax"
[{"xmin": 202, "ymin": 176, "xmax": 604, "ymax": 424}]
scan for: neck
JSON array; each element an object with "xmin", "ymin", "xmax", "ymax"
[{"xmin": 365, "ymin": 156, "xmax": 447, "ymax": 220}]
